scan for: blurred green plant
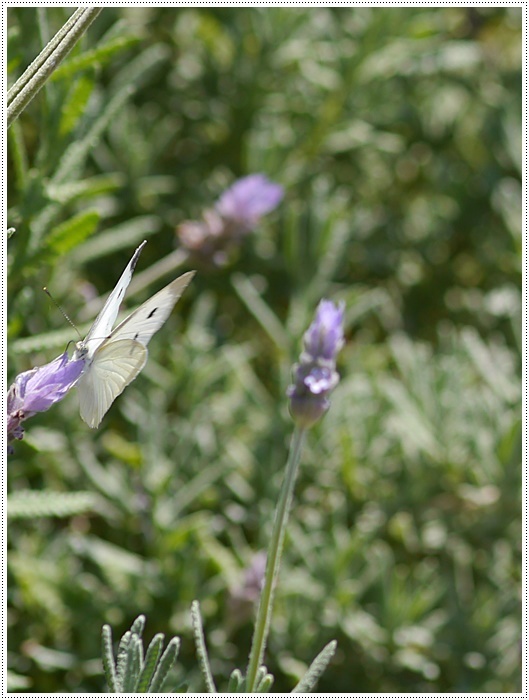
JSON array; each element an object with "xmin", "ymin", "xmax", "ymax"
[{"xmin": 7, "ymin": 6, "xmax": 521, "ymax": 694}]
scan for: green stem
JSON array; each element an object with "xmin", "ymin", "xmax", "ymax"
[
  {"xmin": 245, "ymin": 426, "xmax": 307, "ymax": 692},
  {"xmin": 7, "ymin": 7, "xmax": 84, "ymax": 106},
  {"xmin": 7, "ymin": 7, "xmax": 102, "ymax": 129}
]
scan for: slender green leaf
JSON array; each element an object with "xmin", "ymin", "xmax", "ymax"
[
  {"xmin": 136, "ymin": 633, "xmax": 164, "ymax": 692},
  {"xmin": 29, "ymin": 83, "xmax": 134, "ymax": 251},
  {"xmin": 291, "ymin": 640, "xmax": 337, "ymax": 693},
  {"xmin": 148, "ymin": 637, "xmax": 181, "ymax": 693},
  {"xmin": 101, "ymin": 625, "xmax": 118, "ymax": 693},
  {"xmin": 115, "ymin": 631, "xmax": 131, "ymax": 692},
  {"xmin": 52, "ymin": 84, "xmax": 134, "ymax": 187},
  {"xmin": 46, "ymin": 173, "xmax": 125, "ymax": 205},
  {"xmin": 254, "ymin": 666, "xmax": 268, "ymax": 689},
  {"xmin": 52, "ymin": 35, "xmax": 140, "ymax": 81},
  {"xmin": 46, "ymin": 210, "xmax": 100, "ymax": 254},
  {"xmin": 59, "ymin": 74, "xmax": 95, "ymax": 136},
  {"xmin": 191, "ymin": 600, "xmax": 217, "ymax": 693},
  {"xmin": 121, "ymin": 635, "xmax": 141, "ymax": 692},
  {"xmin": 71, "ymin": 216, "xmax": 161, "ymax": 267},
  {"xmin": 228, "ymin": 669, "xmax": 245, "ymax": 693},
  {"xmin": 256, "ymin": 673, "xmax": 274, "ymax": 692},
  {"xmin": 130, "ymin": 615, "xmax": 146, "ymax": 639},
  {"xmin": 231, "ymin": 273, "xmax": 290, "ymax": 354},
  {"xmin": 8, "ymin": 119, "xmax": 28, "ymax": 189}
]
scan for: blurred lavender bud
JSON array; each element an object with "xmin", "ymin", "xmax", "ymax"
[
  {"xmin": 177, "ymin": 209, "xmax": 227, "ymax": 266},
  {"xmin": 7, "ymin": 351, "xmax": 84, "ymax": 452},
  {"xmin": 176, "ymin": 174, "xmax": 283, "ymax": 265},
  {"xmin": 288, "ymin": 300, "xmax": 345, "ymax": 428},
  {"xmin": 215, "ymin": 174, "xmax": 284, "ymax": 234}
]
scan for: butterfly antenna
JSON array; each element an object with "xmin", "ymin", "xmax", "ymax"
[{"xmin": 43, "ymin": 287, "xmax": 83, "ymax": 341}]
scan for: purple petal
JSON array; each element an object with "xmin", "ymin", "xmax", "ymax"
[
  {"xmin": 19, "ymin": 352, "xmax": 84, "ymax": 414},
  {"xmin": 304, "ymin": 300, "xmax": 345, "ymax": 361},
  {"xmin": 216, "ymin": 174, "xmax": 284, "ymax": 229},
  {"xmin": 303, "ymin": 366, "xmax": 335, "ymax": 395}
]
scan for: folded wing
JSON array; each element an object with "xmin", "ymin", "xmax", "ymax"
[{"xmin": 77, "ymin": 340, "xmax": 147, "ymax": 428}]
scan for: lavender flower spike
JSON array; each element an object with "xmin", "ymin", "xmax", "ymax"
[
  {"xmin": 7, "ymin": 352, "xmax": 84, "ymax": 451},
  {"xmin": 304, "ymin": 300, "xmax": 345, "ymax": 361},
  {"xmin": 288, "ymin": 300, "xmax": 345, "ymax": 428},
  {"xmin": 216, "ymin": 174, "xmax": 284, "ymax": 232}
]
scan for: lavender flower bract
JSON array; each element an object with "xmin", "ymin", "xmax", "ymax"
[
  {"xmin": 7, "ymin": 352, "xmax": 84, "ymax": 451},
  {"xmin": 288, "ymin": 300, "xmax": 345, "ymax": 428}
]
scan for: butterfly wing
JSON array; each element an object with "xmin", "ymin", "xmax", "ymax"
[
  {"xmin": 109, "ymin": 271, "xmax": 195, "ymax": 346},
  {"xmin": 82, "ymin": 240, "xmax": 147, "ymax": 355},
  {"xmin": 77, "ymin": 339, "xmax": 147, "ymax": 428},
  {"xmin": 78, "ymin": 271, "xmax": 195, "ymax": 427}
]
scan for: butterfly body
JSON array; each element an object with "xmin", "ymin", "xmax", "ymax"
[{"xmin": 74, "ymin": 241, "xmax": 194, "ymax": 428}]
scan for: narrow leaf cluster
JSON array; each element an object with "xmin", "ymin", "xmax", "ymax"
[{"xmin": 101, "ymin": 615, "xmax": 180, "ymax": 693}]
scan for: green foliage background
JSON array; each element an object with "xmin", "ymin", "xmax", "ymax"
[{"xmin": 7, "ymin": 7, "xmax": 521, "ymax": 693}]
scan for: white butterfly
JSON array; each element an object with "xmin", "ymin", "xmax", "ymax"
[{"xmin": 73, "ymin": 240, "xmax": 195, "ymax": 428}]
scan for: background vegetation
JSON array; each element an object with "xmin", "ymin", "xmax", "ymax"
[{"xmin": 7, "ymin": 7, "xmax": 521, "ymax": 693}]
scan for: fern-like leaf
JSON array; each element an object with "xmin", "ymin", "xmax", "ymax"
[
  {"xmin": 7, "ymin": 490, "xmax": 98, "ymax": 520},
  {"xmin": 46, "ymin": 209, "xmax": 100, "ymax": 254}
]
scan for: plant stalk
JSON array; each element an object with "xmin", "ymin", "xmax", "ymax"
[
  {"xmin": 7, "ymin": 7, "xmax": 84, "ymax": 106},
  {"xmin": 245, "ymin": 426, "xmax": 307, "ymax": 692},
  {"xmin": 7, "ymin": 7, "xmax": 102, "ymax": 129}
]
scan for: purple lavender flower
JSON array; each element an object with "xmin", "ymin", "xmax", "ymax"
[
  {"xmin": 288, "ymin": 300, "xmax": 345, "ymax": 428},
  {"xmin": 7, "ymin": 352, "xmax": 84, "ymax": 452},
  {"xmin": 303, "ymin": 300, "xmax": 345, "ymax": 361},
  {"xmin": 177, "ymin": 174, "xmax": 283, "ymax": 265},
  {"xmin": 215, "ymin": 174, "xmax": 284, "ymax": 232}
]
